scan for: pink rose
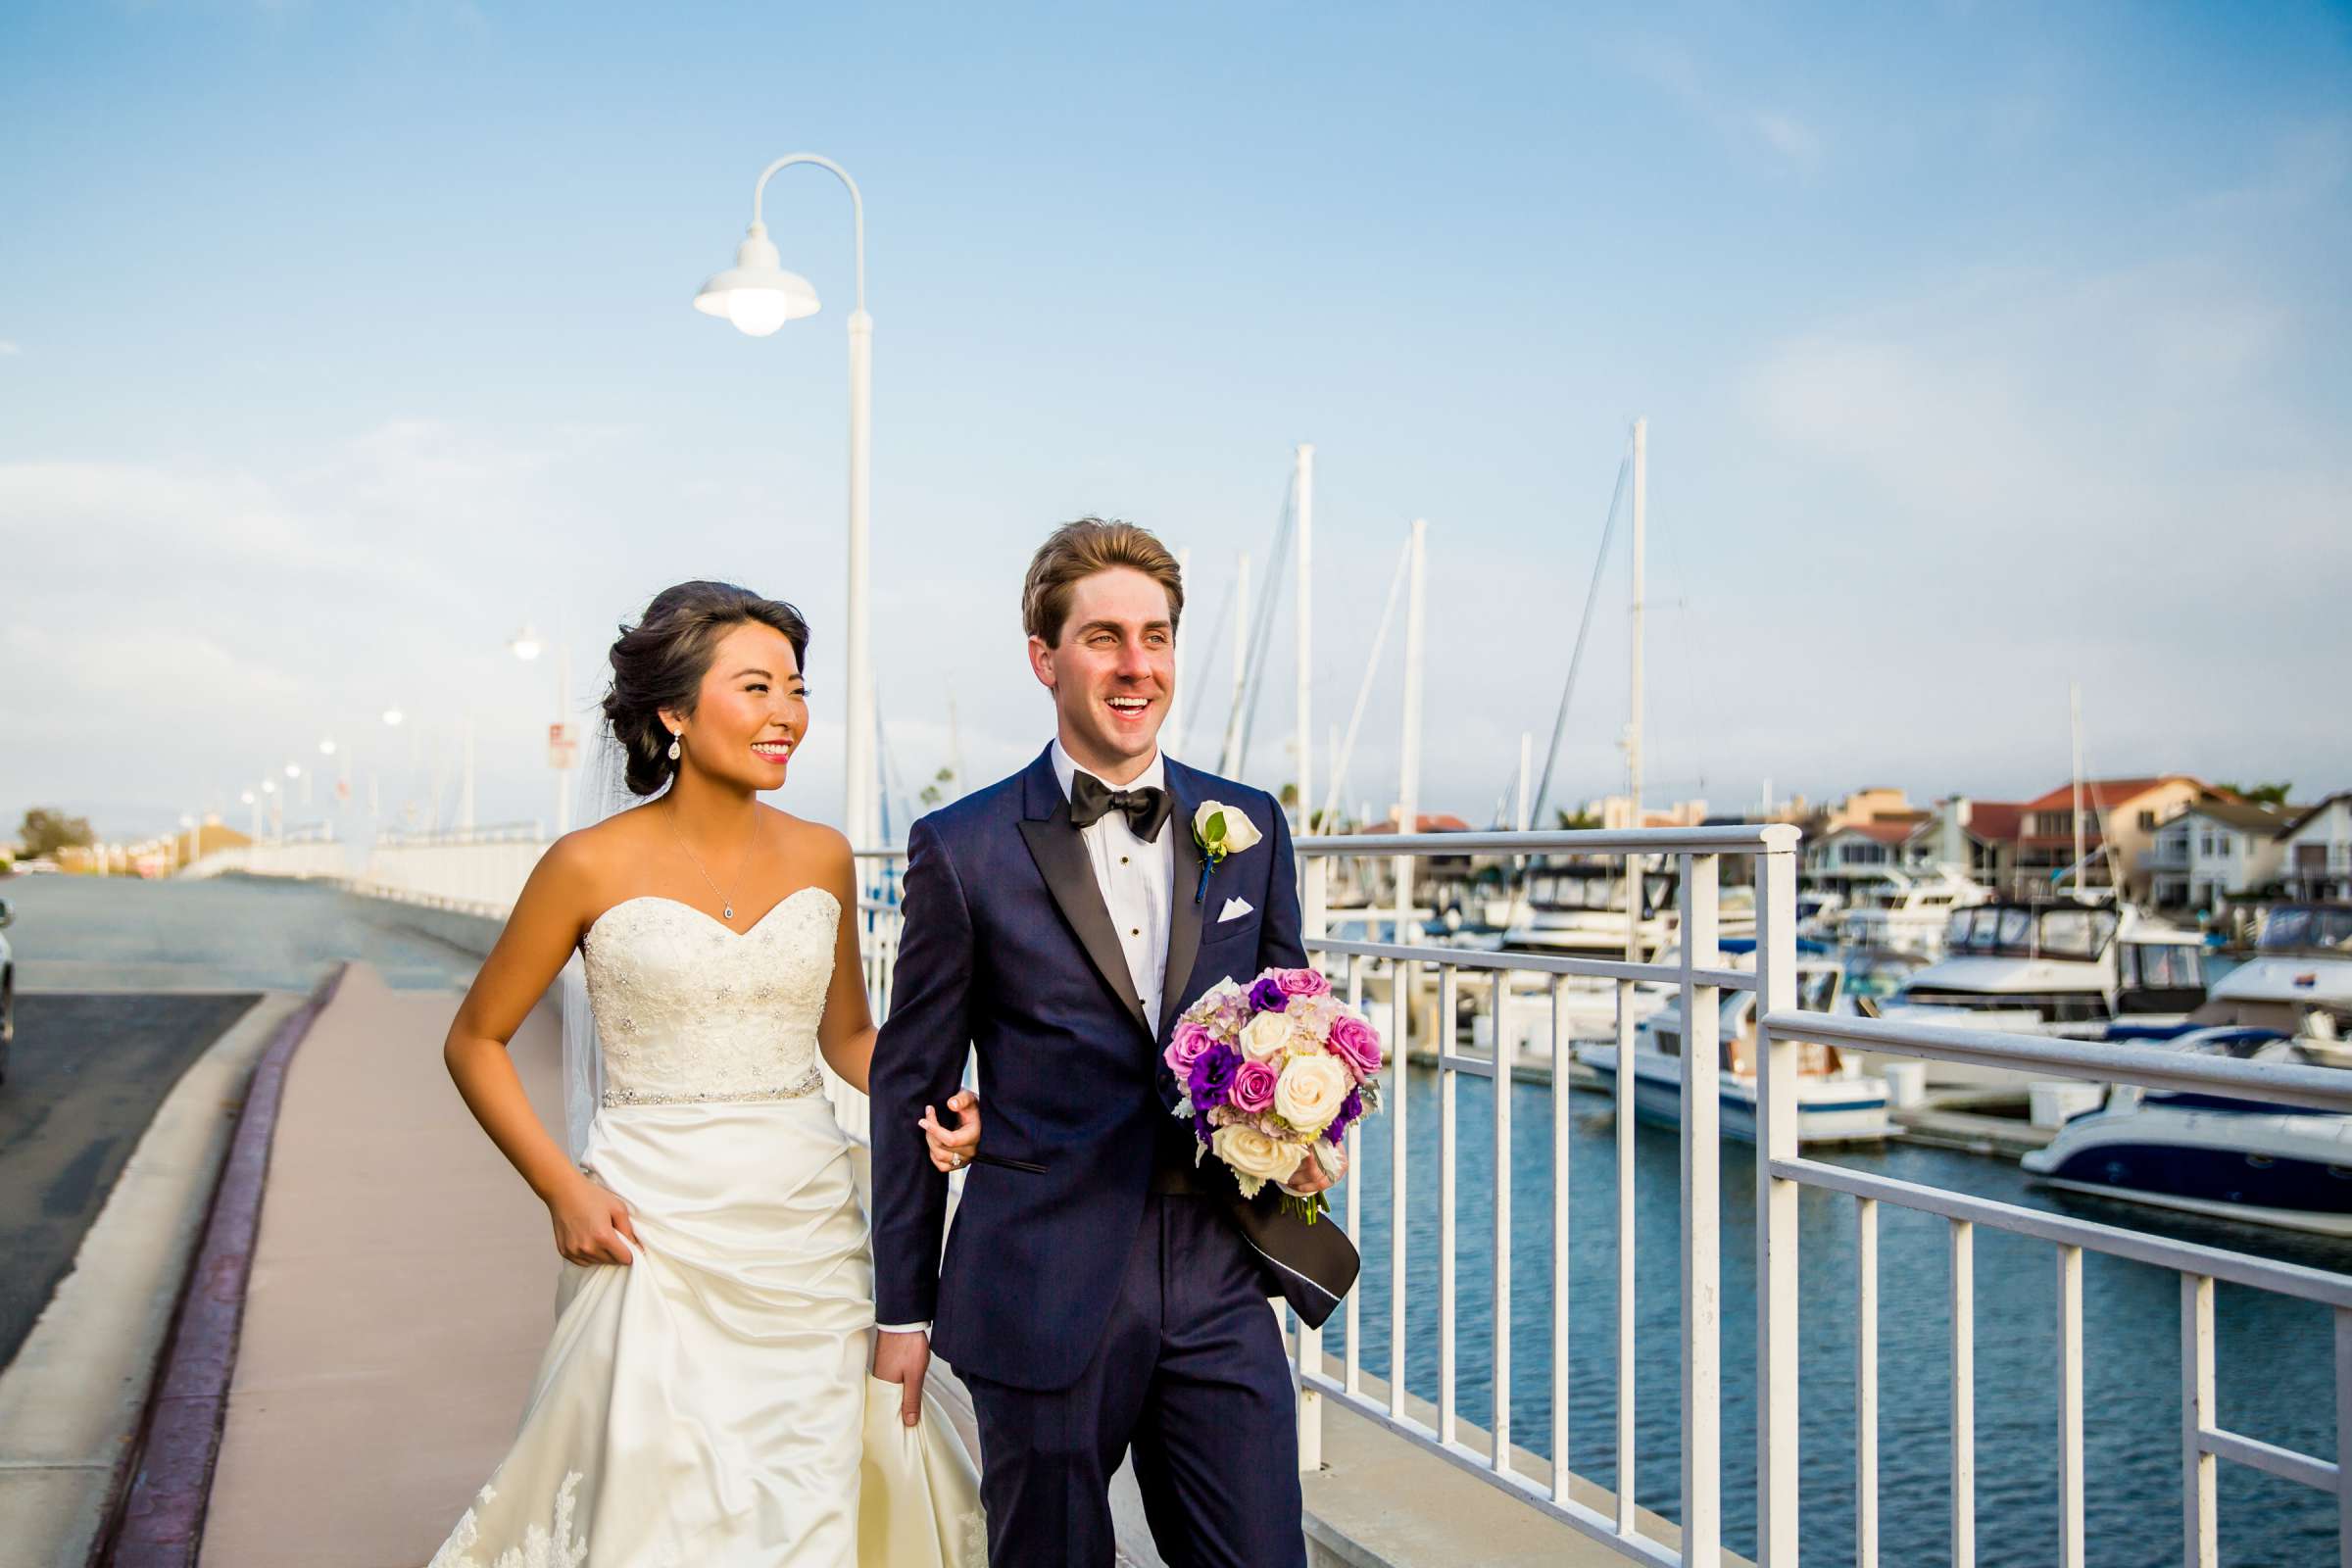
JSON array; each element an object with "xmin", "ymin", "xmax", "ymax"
[
  {"xmin": 1274, "ymin": 966, "xmax": 1332, "ymax": 1000},
  {"xmin": 1327, "ymin": 1014, "xmax": 1385, "ymax": 1079},
  {"xmin": 1164, "ymin": 1021, "xmax": 1220, "ymax": 1077},
  {"xmin": 1230, "ymin": 1057, "xmax": 1280, "ymax": 1113}
]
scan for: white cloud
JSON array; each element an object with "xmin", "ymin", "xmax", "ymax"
[
  {"xmin": 0, "ymin": 341, "xmax": 19, "ymax": 356},
  {"xmin": 1622, "ymin": 37, "xmax": 1827, "ymax": 173},
  {"xmin": 1729, "ymin": 255, "xmax": 2350, "ymax": 792},
  {"xmin": 1752, "ymin": 112, "xmax": 1823, "ymax": 171}
]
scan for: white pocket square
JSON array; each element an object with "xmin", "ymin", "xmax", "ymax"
[{"xmin": 1217, "ymin": 897, "xmax": 1253, "ymax": 922}]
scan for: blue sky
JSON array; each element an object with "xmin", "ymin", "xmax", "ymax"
[{"xmin": 4, "ymin": 1, "xmax": 2347, "ymax": 840}]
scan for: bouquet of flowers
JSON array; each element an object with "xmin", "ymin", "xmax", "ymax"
[{"xmin": 1164, "ymin": 966, "xmax": 1387, "ymax": 1216}]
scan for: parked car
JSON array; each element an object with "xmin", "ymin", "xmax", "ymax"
[{"xmin": 0, "ymin": 895, "xmax": 15, "ymax": 1083}]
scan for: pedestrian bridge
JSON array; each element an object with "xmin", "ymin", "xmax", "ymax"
[{"xmin": 198, "ymin": 823, "xmax": 2352, "ymax": 1567}]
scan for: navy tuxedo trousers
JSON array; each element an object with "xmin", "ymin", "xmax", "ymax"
[{"xmin": 958, "ymin": 1192, "xmax": 1306, "ymax": 1568}]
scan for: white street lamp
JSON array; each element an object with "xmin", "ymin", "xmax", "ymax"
[
  {"xmin": 382, "ymin": 708, "xmax": 404, "ymax": 727},
  {"xmin": 695, "ymin": 153, "xmax": 876, "ymax": 852},
  {"xmin": 318, "ymin": 738, "xmax": 337, "ymax": 757},
  {"xmin": 512, "ymin": 629, "xmax": 573, "ymax": 836}
]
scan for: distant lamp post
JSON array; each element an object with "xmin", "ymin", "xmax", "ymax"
[
  {"xmin": 242, "ymin": 789, "xmax": 260, "ymax": 843},
  {"xmin": 318, "ymin": 738, "xmax": 337, "ymax": 756},
  {"xmin": 694, "ymin": 152, "xmax": 875, "ymax": 851},
  {"xmin": 511, "ymin": 625, "xmax": 574, "ymax": 836},
  {"xmin": 382, "ymin": 708, "xmax": 404, "ymax": 727}
]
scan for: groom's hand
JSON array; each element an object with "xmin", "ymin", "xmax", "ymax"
[
  {"xmin": 1282, "ymin": 1145, "xmax": 1348, "ymax": 1199},
  {"xmin": 873, "ymin": 1329, "xmax": 930, "ymax": 1427}
]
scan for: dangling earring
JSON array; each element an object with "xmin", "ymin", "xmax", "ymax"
[{"xmin": 667, "ymin": 732, "xmax": 682, "ymax": 761}]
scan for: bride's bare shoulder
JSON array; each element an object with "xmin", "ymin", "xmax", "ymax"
[
  {"xmin": 537, "ymin": 804, "xmax": 665, "ymax": 891},
  {"xmin": 763, "ymin": 806, "xmax": 853, "ymax": 876}
]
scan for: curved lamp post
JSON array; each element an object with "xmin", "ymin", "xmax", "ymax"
[
  {"xmin": 694, "ymin": 153, "xmax": 875, "ymax": 852},
  {"xmin": 510, "ymin": 623, "xmax": 573, "ymax": 835}
]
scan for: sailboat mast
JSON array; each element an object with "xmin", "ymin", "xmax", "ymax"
[
  {"xmin": 1220, "ymin": 552, "xmax": 1250, "ymax": 775},
  {"xmin": 1296, "ymin": 443, "xmax": 1314, "ymax": 831},
  {"xmin": 1628, "ymin": 417, "xmax": 1646, "ymax": 836},
  {"xmin": 2071, "ymin": 681, "xmax": 2085, "ymax": 894},
  {"xmin": 1167, "ymin": 548, "xmax": 1191, "ymax": 759},
  {"xmin": 1395, "ymin": 518, "xmax": 1428, "ymax": 944}
]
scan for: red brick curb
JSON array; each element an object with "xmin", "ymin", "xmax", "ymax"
[{"xmin": 97, "ymin": 962, "xmax": 349, "ymax": 1568}]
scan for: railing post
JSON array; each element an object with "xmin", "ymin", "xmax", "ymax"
[
  {"xmin": 2335, "ymin": 1305, "xmax": 2351, "ymax": 1568},
  {"xmin": 2182, "ymin": 1273, "xmax": 2217, "ymax": 1567},
  {"xmin": 1298, "ymin": 854, "xmax": 1329, "ymax": 1474},
  {"xmin": 1680, "ymin": 852, "xmax": 1722, "ymax": 1564},
  {"xmin": 1754, "ymin": 843, "xmax": 1800, "ymax": 1565}
]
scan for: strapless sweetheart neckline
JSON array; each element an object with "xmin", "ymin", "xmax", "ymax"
[{"xmin": 585, "ymin": 884, "xmax": 839, "ymax": 944}]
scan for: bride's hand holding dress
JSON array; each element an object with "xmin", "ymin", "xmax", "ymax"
[{"xmin": 431, "ymin": 815, "xmax": 985, "ymax": 1567}]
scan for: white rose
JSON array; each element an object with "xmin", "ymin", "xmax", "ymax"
[
  {"xmin": 1193, "ymin": 800, "xmax": 1263, "ymax": 858},
  {"xmin": 1212, "ymin": 1124, "xmax": 1307, "ymax": 1197},
  {"xmin": 1239, "ymin": 1009, "xmax": 1294, "ymax": 1062},
  {"xmin": 1273, "ymin": 1054, "xmax": 1351, "ymax": 1134}
]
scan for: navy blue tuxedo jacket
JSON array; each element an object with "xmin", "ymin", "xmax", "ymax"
[{"xmin": 868, "ymin": 745, "xmax": 1305, "ymax": 1392}]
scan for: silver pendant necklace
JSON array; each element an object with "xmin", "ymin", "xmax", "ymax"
[{"xmin": 666, "ymin": 799, "xmax": 761, "ymax": 921}]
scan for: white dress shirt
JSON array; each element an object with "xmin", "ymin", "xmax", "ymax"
[
  {"xmin": 1051, "ymin": 738, "xmax": 1177, "ymax": 1034},
  {"xmin": 878, "ymin": 740, "xmax": 1178, "ymax": 1338}
]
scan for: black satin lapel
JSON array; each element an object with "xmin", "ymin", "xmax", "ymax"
[
  {"xmin": 1018, "ymin": 808, "xmax": 1152, "ymax": 1038},
  {"xmin": 1160, "ymin": 777, "xmax": 1207, "ymax": 1040}
]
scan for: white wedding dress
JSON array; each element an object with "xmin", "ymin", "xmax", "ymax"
[{"xmin": 428, "ymin": 888, "xmax": 986, "ymax": 1568}]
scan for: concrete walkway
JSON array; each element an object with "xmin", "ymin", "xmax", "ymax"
[{"xmin": 199, "ymin": 964, "xmax": 566, "ymax": 1568}]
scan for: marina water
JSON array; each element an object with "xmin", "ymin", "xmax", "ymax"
[{"xmin": 1333, "ymin": 1063, "xmax": 2342, "ymax": 1566}]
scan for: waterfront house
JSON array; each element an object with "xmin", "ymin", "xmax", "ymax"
[
  {"xmin": 2143, "ymin": 798, "xmax": 2293, "ymax": 910},
  {"xmin": 2010, "ymin": 775, "xmax": 2210, "ymax": 899},
  {"xmin": 1904, "ymin": 796, "xmax": 2026, "ymax": 885},
  {"xmin": 1802, "ymin": 819, "xmax": 1920, "ymax": 897},
  {"xmin": 2279, "ymin": 790, "xmax": 2352, "ymax": 901}
]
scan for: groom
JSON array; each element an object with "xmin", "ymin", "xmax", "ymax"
[{"xmin": 871, "ymin": 518, "xmax": 1357, "ymax": 1567}]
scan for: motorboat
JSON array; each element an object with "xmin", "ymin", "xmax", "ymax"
[
  {"xmin": 1834, "ymin": 865, "xmax": 1993, "ymax": 957},
  {"xmin": 1496, "ymin": 859, "xmax": 1754, "ymax": 960},
  {"xmin": 2020, "ymin": 904, "xmax": 2352, "ymax": 1235},
  {"xmin": 1577, "ymin": 956, "xmax": 1891, "ymax": 1144},
  {"xmin": 1851, "ymin": 899, "xmax": 2208, "ymax": 1094},
  {"xmin": 1882, "ymin": 899, "xmax": 2208, "ymax": 1028},
  {"xmin": 2023, "ymin": 1027, "xmax": 2352, "ymax": 1236}
]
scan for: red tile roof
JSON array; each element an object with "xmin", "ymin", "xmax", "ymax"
[
  {"xmin": 1830, "ymin": 820, "xmax": 1918, "ymax": 846},
  {"xmin": 1959, "ymin": 802, "xmax": 2025, "ymax": 842},
  {"xmin": 2018, "ymin": 776, "xmax": 2203, "ymax": 812}
]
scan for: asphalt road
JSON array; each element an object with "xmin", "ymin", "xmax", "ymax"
[
  {"xmin": 0, "ymin": 991, "xmax": 261, "ymax": 1368},
  {"xmin": 0, "ymin": 874, "xmax": 488, "ymax": 1370},
  {"xmin": 1, "ymin": 872, "xmax": 489, "ymax": 994}
]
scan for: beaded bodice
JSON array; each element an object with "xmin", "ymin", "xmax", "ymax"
[{"xmin": 580, "ymin": 888, "xmax": 840, "ymax": 1107}]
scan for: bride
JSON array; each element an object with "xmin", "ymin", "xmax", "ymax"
[{"xmin": 431, "ymin": 580, "xmax": 987, "ymax": 1567}]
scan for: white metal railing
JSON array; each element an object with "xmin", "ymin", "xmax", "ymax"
[
  {"xmin": 356, "ymin": 823, "xmax": 550, "ymax": 914},
  {"xmin": 1286, "ymin": 824, "xmax": 2352, "ymax": 1568},
  {"xmin": 184, "ymin": 837, "xmax": 353, "ymax": 881},
  {"xmin": 302, "ymin": 820, "xmax": 2352, "ymax": 1563}
]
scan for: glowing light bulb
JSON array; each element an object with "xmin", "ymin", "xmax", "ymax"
[{"xmin": 725, "ymin": 289, "xmax": 791, "ymax": 338}]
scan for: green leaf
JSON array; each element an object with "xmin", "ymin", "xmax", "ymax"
[{"xmin": 1206, "ymin": 809, "xmax": 1227, "ymax": 840}]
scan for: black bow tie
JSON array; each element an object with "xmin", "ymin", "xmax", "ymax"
[{"xmin": 1068, "ymin": 772, "xmax": 1172, "ymax": 842}]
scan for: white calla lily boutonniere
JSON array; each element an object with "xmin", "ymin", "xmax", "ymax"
[{"xmin": 1191, "ymin": 800, "xmax": 1263, "ymax": 903}]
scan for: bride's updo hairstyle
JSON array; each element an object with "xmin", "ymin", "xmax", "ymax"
[{"xmin": 603, "ymin": 580, "xmax": 809, "ymax": 796}]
